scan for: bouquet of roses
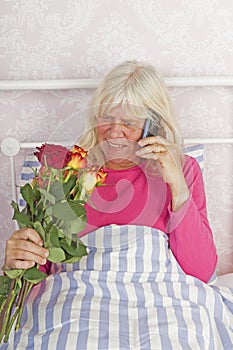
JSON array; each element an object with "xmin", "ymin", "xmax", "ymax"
[{"xmin": 0, "ymin": 143, "xmax": 107, "ymax": 343}]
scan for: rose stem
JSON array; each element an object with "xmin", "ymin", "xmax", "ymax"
[
  {"xmin": 0, "ymin": 279, "xmax": 17, "ymax": 342},
  {"xmin": 15, "ymin": 280, "xmax": 33, "ymax": 332}
]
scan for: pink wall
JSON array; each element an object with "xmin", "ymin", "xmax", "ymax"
[{"xmin": 0, "ymin": 0, "xmax": 233, "ymax": 275}]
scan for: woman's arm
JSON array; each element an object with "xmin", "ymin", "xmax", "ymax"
[{"xmin": 167, "ymin": 156, "xmax": 217, "ymax": 283}]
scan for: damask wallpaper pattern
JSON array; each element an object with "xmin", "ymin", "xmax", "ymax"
[{"xmin": 0, "ymin": 0, "xmax": 232, "ymax": 275}]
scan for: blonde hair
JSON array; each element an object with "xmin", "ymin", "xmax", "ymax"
[{"xmin": 79, "ymin": 60, "xmax": 183, "ymax": 167}]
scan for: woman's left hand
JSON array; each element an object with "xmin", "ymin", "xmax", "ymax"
[{"xmin": 136, "ymin": 136, "xmax": 190, "ymax": 211}]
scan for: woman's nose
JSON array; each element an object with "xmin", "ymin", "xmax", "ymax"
[{"xmin": 108, "ymin": 122, "xmax": 125, "ymax": 137}]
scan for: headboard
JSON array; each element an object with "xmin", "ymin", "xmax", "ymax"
[{"xmin": 0, "ymin": 76, "xmax": 233, "ymax": 276}]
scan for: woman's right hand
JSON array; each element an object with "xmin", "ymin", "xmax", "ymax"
[{"xmin": 3, "ymin": 228, "xmax": 49, "ymax": 270}]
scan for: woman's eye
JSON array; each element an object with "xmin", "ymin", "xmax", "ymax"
[
  {"xmin": 101, "ymin": 115, "xmax": 113, "ymax": 122},
  {"xmin": 123, "ymin": 120, "xmax": 137, "ymax": 127},
  {"xmin": 124, "ymin": 121, "xmax": 133, "ymax": 126}
]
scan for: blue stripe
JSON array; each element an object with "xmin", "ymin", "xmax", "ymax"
[
  {"xmin": 183, "ymin": 144, "xmax": 204, "ymax": 152},
  {"xmin": 55, "ymin": 271, "xmax": 78, "ymax": 349},
  {"xmin": 98, "ymin": 271, "xmax": 110, "ymax": 349},
  {"xmin": 214, "ymin": 289, "xmax": 233, "ymax": 347},
  {"xmin": 151, "ymin": 229, "xmax": 161, "ymax": 272},
  {"xmin": 116, "ymin": 272, "xmax": 130, "ymax": 349},
  {"xmin": 135, "ymin": 226, "xmax": 144, "ymax": 272},
  {"xmin": 195, "ymin": 278, "xmax": 212, "ymax": 348},
  {"xmin": 23, "ymin": 161, "xmax": 40, "ymax": 167},
  {"xmin": 133, "ymin": 226, "xmax": 151, "ymax": 348},
  {"xmin": 101, "ymin": 226, "xmax": 111, "ymax": 270},
  {"xmin": 41, "ymin": 274, "xmax": 62, "ymax": 350},
  {"xmin": 180, "ymin": 275, "xmax": 206, "ymax": 348},
  {"xmin": 86, "ymin": 232, "xmax": 97, "ymax": 270},
  {"xmin": 26, "ymin": 280, "xmax": 47, "ymax": 350},
  {"xmin": 167, "ymin": 280, "xmax": 192, "ymax": 349},
  {"xmin": 19, "ymin": 199, "xmax": 26, "ymax": 207},
  {"xmin": 149, "ymin": 231, "xmax": 173, "ymax": 349},
  {"xmin": 118, "ymin": 225, "xmax": 128, "ymax": 272},
  {"xmin": 76, "ymin": 271, "xmax": 94, "ymax": 349},
  {"xmin": 21, "ymin": 173, "xmax": 35, "ymax": 180},
  {"xmin": 149, "ymin": 279, "xmax": 173, "ymax": 349}
]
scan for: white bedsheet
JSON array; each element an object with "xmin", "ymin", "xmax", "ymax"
[{"xmin": 2, "ymin": 225, "xmax": 233, "ymax": 350}]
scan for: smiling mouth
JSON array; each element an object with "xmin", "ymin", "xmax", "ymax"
[{"xmin": 106, "ymin": 140, "xmax": 126, "ymax": 149}]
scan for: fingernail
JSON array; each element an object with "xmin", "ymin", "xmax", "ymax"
[
  {"xmin": 38, "ymin": 241, "xmax": 43, "ymax": 247},
  {"xmin": 44, "ymin": 251, "xmax": 49, "ymax": 258}
]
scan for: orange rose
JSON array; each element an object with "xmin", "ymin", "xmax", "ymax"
[
  {"xmin": 72, "ymin": 145, "xmax": 88, "ymax": 158},
  {"xmin": 96, "ymin": 167, "xmax": 108, "ymax": 184},
  {"xmin": 67, "ymin": 152, "xmax": 87, "ymax": 170}
]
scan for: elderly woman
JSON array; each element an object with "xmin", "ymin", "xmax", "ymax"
[{"xmin": 4, "ymin": 60, "xmax": 217, "ymax": 283}]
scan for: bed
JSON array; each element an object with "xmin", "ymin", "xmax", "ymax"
[{"xmin": 0, "ymin": 77, "xmax": 233, "ymax": 349}]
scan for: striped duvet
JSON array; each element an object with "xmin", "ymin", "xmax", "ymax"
[{"xmin": 2, "ymin": 225, "xmax": 233, "ymax": 350}]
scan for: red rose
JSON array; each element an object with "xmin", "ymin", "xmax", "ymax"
[{"xmin": 34, "ymin": 144, "xmax": 72, "ymax": 169}]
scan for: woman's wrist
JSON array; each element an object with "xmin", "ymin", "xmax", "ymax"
[{"xmin": 170, "ymin": 176, "xmax": 190, "ymax": 212}]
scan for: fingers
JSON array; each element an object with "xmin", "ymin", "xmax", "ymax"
[
  {"xmin": 138, "ymin": 135, "xmax": 170, "ymax": 147},
  {"xmin": 136, "ymin": 137, "xmax": 168, "ymax": 159},
  {"xmin": 4, "ymin": 228, "xmax": 49, "ymax": 270},
  {"xmin": 11, "ymin": 227, "xmax": 44, "ymax": 246}
]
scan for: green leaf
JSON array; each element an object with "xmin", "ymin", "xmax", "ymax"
[
  {"xmin": 3, "ymin": 269, "xmax": 23, "ymax": 279},
  {"xmin": 0, "ymin": 276, "xmax": 11, "ymax": 297},
  {"xmin": 49, "ymin": 180, "xmax": 66, "ymax": 202},
  {"xmin": 39, "ymin": 188, "xmax": 56, "ymax": 204},
  {"xmin": 48, "ymin": 225, "xmax": 60, "ymax": 247},
  {"xmin": 23, "ymin": 267, "xmax": 47, "ymax": 284},
  {"xmin": 35, "ymin": 199, "xmax": 44, "ymax": 222},
  {"xmin": 57, "ymin": 228, "xmax": 65, "ymax": 238},
  {"xmin": 43, "ymin": 216, "xmax": 53, "ymax": 228},
  {"xmin": 52, "ymin": 200, "xmax": 86, "ymax": 221},
  {"xmin": 63, "ymin": 255, "xmax": 83, "ymax": 263},
  {"xmin": 60, "ymin": 239, "xmax": 87, "ymax": 257},
  {"xmin": 62, "ymin": 215, "xmax": 87, "ymax": 234},
  {"xmin": 12, "ymin": 210, "xmax": 32, "ymax": 227},
  {"xmin": 33, "ymin": 221, "xmax": 45, "ymax": 242},
  {"xmin": 33, "ymin": 188, "xmax": 41, "ymax": 202},
  {"xmin": 48, "ymin": 247, "xmax": 66, "ymax": 262},
  {"xmin": 20, "ymin": 184, "xmax": 35, "ymax": 215},
  {"xmin": 63, "ymin": 176, "xmax": 77, "ymax": 195},
  {"xmin": 11, "ymin": 200, "xmax": 19, "ymax": 211},
  {"xmin": 0, "ymin": 276, "xmax": 11, "ymax": 311}
]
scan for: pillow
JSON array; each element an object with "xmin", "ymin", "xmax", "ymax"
[
  {"xmin": 183, "ymin": 143, "xmax": 204, "ymax": 171},
  {"xmin": 19, "ymin": 153, "xmax": 41, "ymax": 209}
]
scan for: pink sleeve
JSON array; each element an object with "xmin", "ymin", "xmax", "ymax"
[{"xmin": 167, "ymin": 156, "xmax": 218, "ymax": 283}]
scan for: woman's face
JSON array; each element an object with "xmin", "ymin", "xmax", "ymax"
[{"xmin": 96, "ymin": 106, "xmax": 146, "ymax": 170}]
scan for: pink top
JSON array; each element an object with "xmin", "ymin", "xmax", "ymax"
[{"xmin": 41, "ymin": 156, "xmax": 217, "ymax": 283}]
